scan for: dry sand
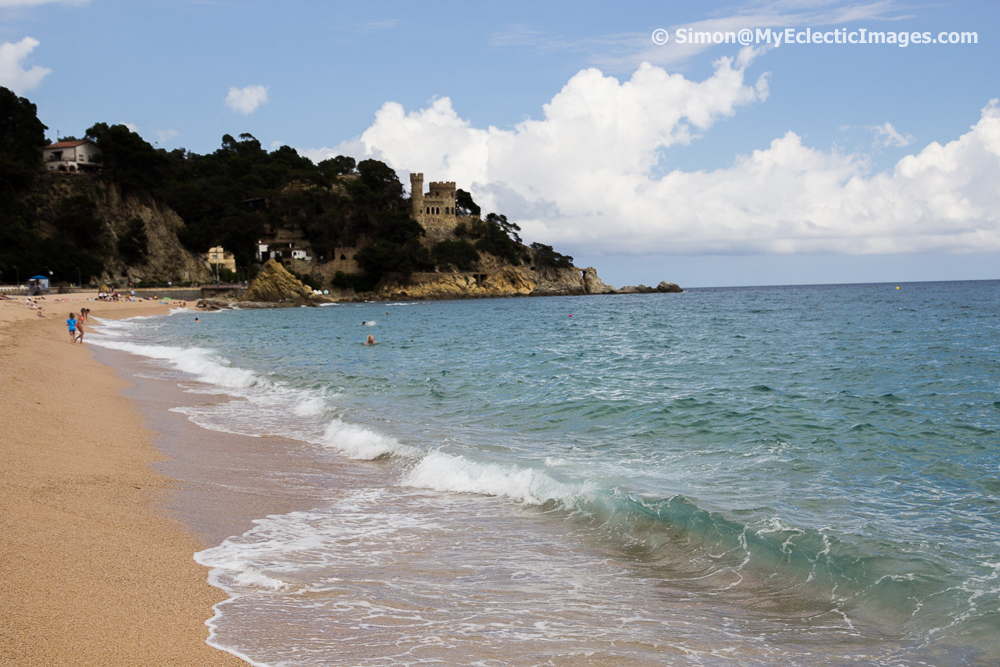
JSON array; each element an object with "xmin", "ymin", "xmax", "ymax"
[{"xmin": 0, "ymin": 293, "xmax": 248, "ymax": 666}]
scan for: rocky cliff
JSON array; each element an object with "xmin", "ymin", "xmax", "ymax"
[
  {"xmin": 32, "ymin": 173, "xmax": 213, "ymax": 284},
  {"xmin": 242, "ymin": 258, "xmax": 318, "ymax": 305}
]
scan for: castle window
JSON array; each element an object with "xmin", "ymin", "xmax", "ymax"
[{"xmin": 340, "ymin": 254, "xmax": 346, "ymax": 260}]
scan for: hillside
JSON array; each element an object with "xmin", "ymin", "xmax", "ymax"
[{"xmin": 1, "ymin": 86, "xmax": 656, "ymax": 298}]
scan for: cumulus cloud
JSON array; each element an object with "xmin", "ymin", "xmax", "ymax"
[
  {"xmin": 870, "ymin": 121, "xmax": 913, "ymax": 148},
  {"xmin": 330, "ymin": 51, "xmax": 999, "ymax": 257},
  {"xmin": 225, "ymin": 85, "xmax": 268, "ymax": 115},
  {"xmin": 0, "ymin": 37, "xmax": 50, "ymax": 93}
]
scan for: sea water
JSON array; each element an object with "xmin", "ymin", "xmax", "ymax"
[{"xmin": 89, "ymin": 281, "xmax": 1000, "ymax": 666}]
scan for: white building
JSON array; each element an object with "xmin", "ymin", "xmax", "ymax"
[{"xmin": 42, "ymin": 139, "xmax": 102, "ymax": 173}]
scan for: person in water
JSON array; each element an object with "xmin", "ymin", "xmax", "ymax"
[{"xmin": 366, "ymin": 334, "xmax": 376, "ymax": 345}]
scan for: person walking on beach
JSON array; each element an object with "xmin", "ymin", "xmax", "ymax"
[
  {"xmin": 66, "ymin": 312, "xmax": 77, "ymax": 343},
  {"xmin": 75, "ymin": 317, "xmax": 85, "ymax": 343}
]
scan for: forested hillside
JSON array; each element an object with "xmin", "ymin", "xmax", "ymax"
[{"xmin": 1, "ymin": 86, "xmax": 571, "ymax": 289}]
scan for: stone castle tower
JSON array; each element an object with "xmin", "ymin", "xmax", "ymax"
[{"xmin": 410, "ymin": 173, "xmax": 463, "ymax": 242}]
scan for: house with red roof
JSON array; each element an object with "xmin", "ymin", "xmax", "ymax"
[{"xmin": 42, "ymin": 139, "xmax": 102, "ymax": 174}]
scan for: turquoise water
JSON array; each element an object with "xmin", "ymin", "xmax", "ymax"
[{"xmin": 92, "ymin": 281, "xmax": 1000, "ymax": 666}]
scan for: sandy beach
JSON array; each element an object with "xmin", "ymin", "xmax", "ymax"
[{"xmin": 0, "ymin": 293, "xmax": 247, "ymax": 666}]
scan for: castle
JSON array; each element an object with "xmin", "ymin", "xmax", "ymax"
[{"xmin": 410, "ymin": 173, "xmax": 468, "ymax": 242}]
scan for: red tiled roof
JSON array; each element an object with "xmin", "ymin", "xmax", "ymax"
[{"xmin": 45, "ymin": 140, "xmax": 94, "ymax": 149}]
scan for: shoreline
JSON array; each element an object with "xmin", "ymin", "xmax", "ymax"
[{"xmin": 0, "ymin": 294, "xmax": 249, "ymax": 665}]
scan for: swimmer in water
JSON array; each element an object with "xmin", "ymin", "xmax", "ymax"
[{"xmin": 366, "ymin": 334, "xmax": 376, "ymax": 345}]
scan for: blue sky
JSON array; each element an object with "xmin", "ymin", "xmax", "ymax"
[{"xmin": 2, "ymin": 0, "xmax": 998, "ymax": 287}]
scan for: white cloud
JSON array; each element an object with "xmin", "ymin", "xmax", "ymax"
[
  {"xmin": 121, "ymin": 121, "xmax": 140, "ymax": 133},
  {"xmin": 324, "ymin": 51, "xmax": 1000, "ymax": 257},
  {"xmin": 225, "ymin": 85, "xmax": 268, "ymax": 115},
  {"xmin": 156, "ymin": 129, "xmax": 179, "ymax": 145},
  {"xmin": 870, "ymin": 121, "xmax": 913, "ymax": 148},
  {"xmin": 0, "ymin": 37, "xmax": 50, "ymax": 93}
]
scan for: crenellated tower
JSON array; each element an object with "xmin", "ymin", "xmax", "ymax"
[{"xmin": 409, "ymin": 172, "xmax": 424, "ymax": 220}]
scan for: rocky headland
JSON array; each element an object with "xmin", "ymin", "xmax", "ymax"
[{"xmin": 199, "ymin": 259, "xmax": 682, "ymax": 310}]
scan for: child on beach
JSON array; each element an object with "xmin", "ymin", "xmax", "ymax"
[
  {"xmin": 75, "ymin": 318, "xmax": 84, "ymax": 343},
  {"xmin": 66, "ymin": 313, "xmax": 77, "ymax": 343}
]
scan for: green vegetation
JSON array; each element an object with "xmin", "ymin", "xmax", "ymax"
[
  {"xmin": 455, "ymin": 212, "xmax": 523, "ymax": 266},
  {"xmin": 331, "ymin": 270, "xmax": 381, "ymax": 293},
  {"xmin": 432, "ymin": 239, "xmax": 479, "ymax": 271},
  {"xmin": 529, "ymin": 242, "xmax": 574, "ymax": 269},
  {"xmin": 0, "ymin": 87, "xmax": 576, "ymax": 289},
  {"xmin": 455, "ymin": 188, "xmax": 480, "ymax": 217},
  {"xmin": 118, "ymin": 218, "xmax": 149, "ymax": 266},
  {"xmin": 1, "ymin": 87, "xmax": 47, "ymax": 192}
]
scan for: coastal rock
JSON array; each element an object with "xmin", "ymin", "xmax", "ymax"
[
  {"xmin": 482, "ymin": 265, "xmax": 537, "ymax": 295},
  {"xmin": 374, "ymin": 265, "xmax": 537, "ymax": 300},
  {"xmin": 618, "ymin": 282, "xmax": 683, "ymax": 294},
  {"xmin": 618, "ymin": 285, "xmax": 656, "ymax": 294},
  {"xmin": 242, "ymin": 259, "xmax": 316, "ymax": 304},
  {"xmin": 582, "ymin": 267, "xmax": 616, "ymax": 294},
  {"xmin": 529, "ymin": 266, "xmax": 587, "ymax": 296}
]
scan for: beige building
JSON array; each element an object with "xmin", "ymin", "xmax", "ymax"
[
  {"xmin": 42, "ymin": 139, "xmax": 103, "ymax": 173},
  {"xmin": 207, "ymin": 246, "xmax": 237, "ymax": 273}
]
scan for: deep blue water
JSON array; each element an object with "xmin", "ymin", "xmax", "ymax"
[{"xmin": 92, "ymin": 281, "xmax": 1000, "ymax": 666}]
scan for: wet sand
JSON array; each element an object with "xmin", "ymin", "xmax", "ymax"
[{"xmin": 0, "ymin": 293, "xmax": 248, "ymax": 666}]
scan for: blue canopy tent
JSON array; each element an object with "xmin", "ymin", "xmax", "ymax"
[{"xmin": 28, "ymin": 276, "xmax": 50, "ymax": 293}]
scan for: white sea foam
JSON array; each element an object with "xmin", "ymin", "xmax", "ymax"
[
  {"xmin": 88, "ymin": 338, "xmax": 259, "ymax": 388},
  {"xmin": 293, "ymin": 396, "xmax": 328, "ymax": 418},
  {"xmin": 196, "ymin": 491, "xmax": 441, "ymax": 584},
  {"xmin": 234, "ymin": 568, "xmax": 288, "ymax": 591},
  {"xmin": 402, "ymin": 450, "xmax": 578, "ymax": 506},
  {"xmin": 319, "ymin": 419, "xmax": 419, "ymax": 460}
]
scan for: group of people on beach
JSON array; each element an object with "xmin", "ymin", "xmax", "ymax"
[
  {"xmin": 97, "ymin": 290, "xmax": 136, "ymax": 302},
  {"xmin": 66, "ymin": 309, "xmax": 88, "ymax": 343}
]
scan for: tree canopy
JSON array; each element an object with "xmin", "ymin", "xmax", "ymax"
[{"xmin": 0, "ymin": 86, "xmax": 48, "ymax": 192}]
